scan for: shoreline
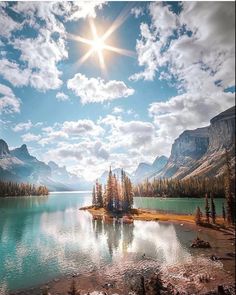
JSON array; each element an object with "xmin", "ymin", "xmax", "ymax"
[{"xmin": 80, "ymin": 205, "xmax": 230, "ymax": 227}]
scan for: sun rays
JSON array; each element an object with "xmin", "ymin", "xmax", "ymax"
[{"xmin": 68, "ymin": 5, "xmax": 136, "ymax": 73}]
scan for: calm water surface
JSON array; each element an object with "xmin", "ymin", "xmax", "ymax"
[
  {"xmin": 135, "ymin": 196, "xmax": 225, "ymax": 215},
  {"xmin": 0, "ymin": 193, "xmax": 224, "ymax": 292}
]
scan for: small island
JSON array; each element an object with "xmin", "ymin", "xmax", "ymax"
[
  {"xmin": 80, "ymin": 168, "xmax": 199, "ymax": 225},
  {"xmin": 81, "ymin": 168, "xmax": 136, "ymax": 223}
]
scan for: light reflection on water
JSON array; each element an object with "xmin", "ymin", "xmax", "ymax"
[{"xmin": 0, "ymin": 193, "xmax": 199, "ymax": 292}]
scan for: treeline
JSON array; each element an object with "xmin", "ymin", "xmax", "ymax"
[
  {"xmin": 133, "ymin": 175, "xmax": 231, "ymax": 198},
  {"xmin": 92, "ymin": 168, "xmax": 133, "ymax": 213},
  {"xmin": 0, "ymin": 181, "xmax": 49, "ymax": 197}
]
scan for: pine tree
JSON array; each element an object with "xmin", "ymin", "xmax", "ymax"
[
  {"xmin": 205, "ymin": 193, "xmax": 210, "ymax": 223},
  {"xmin": 92, "ymin": 185, "xmax": 96, "ymax": 206},
  {"xmin": 97, "ymin": 183, "xmax": 103, "ymax": 208},
  {"xmin": 195, "ymin": 206, "xmax": 202, "ymax": 225},
  {"xmin": 224, "ymin": 149, "xmax": 235, "ymax": 224},
  {"xmin": 222, "ymin": 203, "xmax": 226, "ymax": 222},
  {"xmin": 210, "ymin": 193, "xmax": 216, "ymax": 224},
  {"xmin": 105, "ymin": 167, "xmax": 113, "ymax": 211}
]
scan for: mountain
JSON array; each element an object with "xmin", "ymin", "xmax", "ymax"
[
  {"xmin": 0, "ymin": 140, "xmax": 91, "ymax": 191},
  {"xmin": 153, "ymin": 106, "xmax": 235, "ymax": 180},
  {"xmin": 132, "ymin": 155, "xmax": 168, "ymax": 183},
  {"xmin": 0, "ymin": 139, "xmax": 10, "ymax": 158},
  {"xmin": 48, "ymin": 161, "xmax": 91, "ymax": 190}
]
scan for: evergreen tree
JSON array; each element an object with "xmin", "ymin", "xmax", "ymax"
[
  {"xmin": 224, "ymin": 149, "xmax": 235, "ymax": 224},
  {"xmin": 210, "ymin": 193, "xmax": 216, "ymax": 224},
  {"xmin": 97, "ymin": 183, "xmax": 103, "ymax": 208},
  {"xmin": 205, "ymin": 193, "xmax": 210, "ymax": 223},
  {"xmin": 105, "ymin": 167, "xmax": 113, "ymax": 211},
  {"xmin": 195, "ymin": 206, "xmax": 202, "ymax": 225},
  {"xmin": 222, "ymin": 203, "xmax": 226, "ymax": 222},
  {"xmin": 92, "ymin": 185, "xmax": 96, "ymax": 206}
]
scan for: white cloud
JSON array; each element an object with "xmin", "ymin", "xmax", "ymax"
[
  {"xmin": 149, "ymin": 92, "xmax": 235, "ymax": 152},
  {"xmin": 37, "ymin": 119, "xmax": 104, "ymax": 146},
  {"xmin": 130, "ymin": 1, "xmax": 235, "ymax": 91},
  {"xmin": 56, "ymin": 92, "xmax": 69, "ymax": 101},
  {"xmin": 12, "ymin": 120, "xmax": 33, "ymax": 132},
  {"xmin": 131, "ymin": 7, "xmax": 144, "ymax": 18},
  {"xmin": 0, "ymin": 4, "xmax": 23, "ymax": 38},
  {"xmin": 67, "ymin": 73, "xmax": 135, "ymax": 104},
  {"xmin": 21, "ymin": 133, "xmax": 41, "ymax": 142},
  {"xmin": 0, "ymin": 1, "xmax": 106, "ymax": 91},
  {"xmin": 0, "ymin": 59, "xmax": 31, "ymax": 87},
  {"xmin": 12, "ymin": 28, "xmax": 68, "ymax": 91},
  {"xmin": 99, "ymin": 115, "xmax": 157, "ymax": 154},
  {"xmin": 61, "ymin": 119, "xmax": 103, "ymax": 137},
  {"xmin": 112, "ymin": 106, "xmax": 124, "ymax": 114},
  {"xmin": 0, "ymin": 83, "xmax": 21, "ymax": 114}
]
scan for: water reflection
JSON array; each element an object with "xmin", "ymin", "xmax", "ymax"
[{"xmin": 0, "ymin": 193, "xmax": 195, "ymax": 292}]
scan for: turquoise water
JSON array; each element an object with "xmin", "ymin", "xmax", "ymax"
[
  {"xmin": 0, "ymin": 193, "xmax": 224, "ymax": 293},
  {"xmin": 134, "ymin": 197, "xmax": 225, "ymax": 215}
]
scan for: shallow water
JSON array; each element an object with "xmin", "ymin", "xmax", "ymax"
[{"xmin": 0, "ymin": 193, "xmax": 226, "ymax": 292}]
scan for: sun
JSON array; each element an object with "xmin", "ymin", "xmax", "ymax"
[
  {"xmin": 68, "ymin": 6, "xmax": 136, "ymax": 73},
  {"xmin": 91, "ymin": 37, "xmax": 105, "ymax": 52}
]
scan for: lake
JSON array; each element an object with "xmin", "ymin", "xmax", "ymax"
[{"xmin": 0, "ymin": 192, "xmax": 225, "ymax": 293}]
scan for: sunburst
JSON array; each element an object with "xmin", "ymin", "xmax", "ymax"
[{"xmin": 68, "ymin": 6, "xmax": 136, "ymax": 73}]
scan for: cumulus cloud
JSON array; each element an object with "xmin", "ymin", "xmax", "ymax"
[
  {"xmin": 0, "ymin": 59, "xmax": 31, "ymax": 87},
  {"xmin": 12, "ymin": 120, "xmax": 33, "ymax": 132},
  {"xmin": 0, "ymin": 1, "xmax": 105, "ymax": 91},
  {"xmin": 37, "ymin": 119, "xmax": 104, "ymax": 146},
  {"xmin": 67, "ymin": 73, "xmax": 135, "ymax": 104},
  {"xmin": 0, "ymin": 4, "xmax": 23, "ymax": 38},
  {"xmin": 112, "ymin": 107, "xmax": 124, "ymax": 114},
  {"xmin": 56, "ymin": 92, "xmax": 69, "ymax": 101},
  {"xmin": 130, "ymin": 1, "xmax": 235, "ymax": 91},
  {"xmin": 61, "ymin": 120, "xmax": 103, "ymax": 137},
  {"xmin": 12, "ymin": 28, "xmax": 68, "ymax": 91},
  {"xmin": 0, "ymin": 83, "xmax": 21, "ymax": 114},
  {"xmin": 99, "ymin": 115, "xmax": 157, "ymax": 154},
  {"xmin": 149, "ymin": 92, "xmax": 235, "ymax": 148},
  {"xmin": 21, "ymin": 133, "xmax": 41, "ymax": 142},
  {"xmin": 131, "ymin": 7, "xmax": 144, "ymax": 18}
]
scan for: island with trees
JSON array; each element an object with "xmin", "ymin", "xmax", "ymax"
[{"xmin": 81, "ymin": 168, "xmax": 135, "ymax": 223}]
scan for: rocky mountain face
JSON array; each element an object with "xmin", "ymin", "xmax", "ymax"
[
  {"xmin": 132, "ymin": 156, "xmax": 168, "ymax": 183},
  {"xmin": 0, "ymin": 139, "xmax": 10, "ymax": 158},
  {"xmin": 154, "ymin": 106, "xmax": 235, "ymax": 179},
  {"xmin": 0, "ymin": 140, "xmax": 91, "ymax": 191}
]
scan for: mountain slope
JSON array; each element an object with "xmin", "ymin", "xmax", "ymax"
[
  {"xmin": 132, "ymin": 155, "xmax": 168, "ymax": 183},
  {"xmin": 154, "ymin": 106, "xmax": 235, "ymax": 179},
  {"xmin": 0, "ymin": 140, "xmax": 91, "ymax": 191}
]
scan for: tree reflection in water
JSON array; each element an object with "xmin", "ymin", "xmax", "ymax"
[{"xmin": 92, "ymin": 217, "xmax": 134, "ymax": 256}]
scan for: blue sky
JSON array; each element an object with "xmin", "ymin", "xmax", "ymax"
[{"xmin": 0, "ymin": 1, "xmax": 235, "ymax": 180}]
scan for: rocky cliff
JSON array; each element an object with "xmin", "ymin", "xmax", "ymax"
[
  {"xmin": 0, "ymin": 139, "xmax": 10, "ymax": 158},
  {"xmin": 153, "ymin": 106, "xmax": 235, "ymax": 179}
]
